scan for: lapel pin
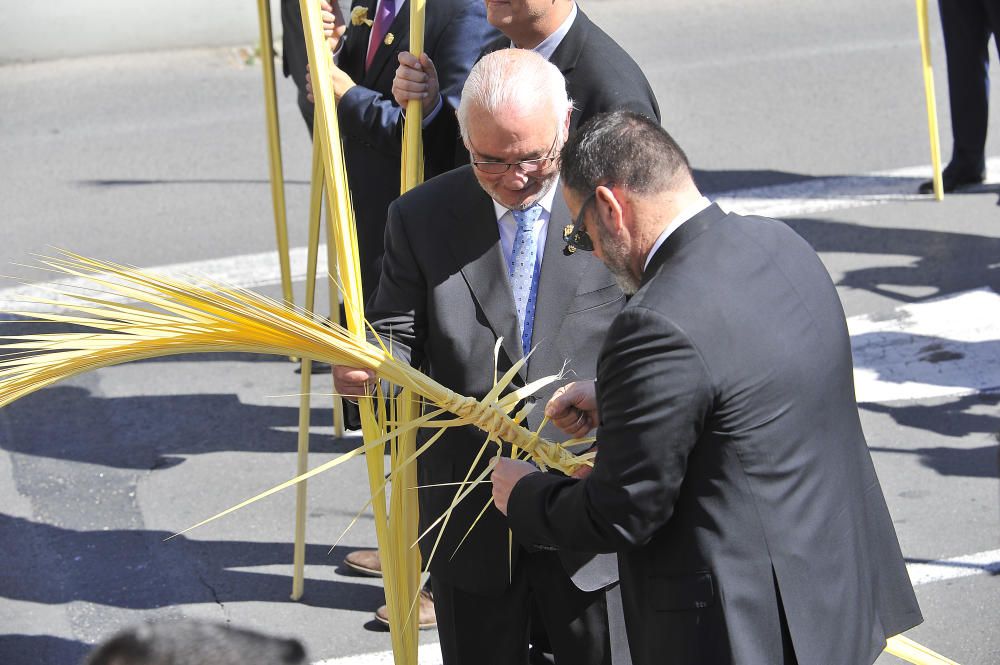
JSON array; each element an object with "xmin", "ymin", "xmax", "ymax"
[
  {"xmin": 384, "ymin": 32, "xmax": 395, "ymax": 46},
  {"xmin": 563, "ymin": 224, "xmax": 576, "ymax": 253},
  {"xmin": 350, "ymin": 6, "xmax": 373, "ymax": 26}
]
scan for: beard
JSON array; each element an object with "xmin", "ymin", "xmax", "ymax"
[{"xmin": 595, "ymin": 222, "xmax": 641, "ymax": 295}]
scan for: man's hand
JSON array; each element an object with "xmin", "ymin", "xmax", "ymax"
[
  {"xmin": 490, "ymin": 457, "xmax": 539, "ymax": 516},
  {"xmin": 545, "ymin": 381, "xmax": 599, "ymax": 438},
  {"xmin": 333, "ymin": 365, "xmax": 376, "ymax": 401},
  {"xmin": 306, "ymin": 61, "xmax": 357, "ymax": 104},
  {"xmin": 304, "ymin": 2, "xmax": 354, "ymax": 106},
  {"xmin": 321, "ymin": 1, "xmax": 347, "ymax": 52},
  {"xmin": 392, "ymin": 52, "xmax": 440, "ymax": 114}
]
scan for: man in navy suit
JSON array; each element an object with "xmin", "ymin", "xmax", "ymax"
[
  {"xmin": 281, "ymin": 0, "xmax": 497, "ymax": 298},
  {"xmin": 493, "ymin": 111, "xmax": 923, "ymax": 665},
  {"xmin": 281, "ymin": 0, "xmax": 497, "ymax": 628}
]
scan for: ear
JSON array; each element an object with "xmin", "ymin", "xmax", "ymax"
[
  {"xmin": 562, "ymin": 107, "xmax": 572, "ymax": 139},
  {"xmin": 594, "ymin": 185, "xmax": 625, "ymax": 236}
]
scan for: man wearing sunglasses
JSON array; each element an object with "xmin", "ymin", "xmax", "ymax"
[
  {"xmin": 492, "ymin": 110, "xmax": 923, "ymax": 665},
  {"xmin": 334, "ymin": 49, "xmax": 626, "ymax": 665}
]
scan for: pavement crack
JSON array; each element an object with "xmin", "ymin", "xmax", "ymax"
[{"xmin": 197, "ymin": 574, "xmax": 229, "ymax": 622}]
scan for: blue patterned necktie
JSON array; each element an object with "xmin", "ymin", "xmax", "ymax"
[{"xmin": 509, "ymin": 205, "xmax": 543, "ymax": 357}]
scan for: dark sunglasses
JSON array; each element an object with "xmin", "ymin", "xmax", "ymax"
[{"xmin": 562, "ymin": 191, "xmax": 597, "ymax": 255}]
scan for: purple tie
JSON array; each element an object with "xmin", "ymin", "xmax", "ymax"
[{"xmin": 366, "ymin": 0, "xmax": 396, "ymax": 71}]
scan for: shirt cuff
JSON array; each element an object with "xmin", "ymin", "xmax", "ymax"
[
  {"xmin": 422, "ymin": 95, "xmax": 443, "ymax": 127},
  {"xmin": 400, "ymin": 95, "xmax": 444, "ymax": 127}
]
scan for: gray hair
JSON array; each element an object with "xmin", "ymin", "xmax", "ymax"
[{"xmin": 457, "ymin": 49, "xmax": 573, "ymax": 144}]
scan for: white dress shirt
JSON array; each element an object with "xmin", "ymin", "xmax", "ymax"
[{"xmin": 525, "ymin": 2, "xmax": 577, "ymax": 58}]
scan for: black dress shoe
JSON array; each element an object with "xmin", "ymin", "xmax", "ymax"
[{"xmin": 918, "ymin": 170, "xmax": 985, "ymax": 194}]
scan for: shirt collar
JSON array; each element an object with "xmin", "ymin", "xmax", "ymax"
[
  {"xmin": 642, "ymin": 196, "xmax": 712, "ymax": 271},
  {"xmin": 511, "ymin": 3, "xmax": 577, "ymax": 59},
  {"xmin": 493, "ymin": 178, "xmax": 560, "ymax": 222}
]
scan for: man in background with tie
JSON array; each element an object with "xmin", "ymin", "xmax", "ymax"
[
  {"xmin": 281, "ymin": 0, "xmax": 496, "ymax": 298},
  {"xmin": 334, "ymin": 48, "xmax": 626, "ymax": 665}
]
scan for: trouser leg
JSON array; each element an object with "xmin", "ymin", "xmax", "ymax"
[
  {"xmin": 523, "ymin": 551, "xmax": 613, "ymax": 665},
  {"xmin": 431, "ymin": 572, "xmax": 530, "ymax": 665},
  {"xmin": 938, "ymin": 0, "xmax": 991, "ymax": 176}
]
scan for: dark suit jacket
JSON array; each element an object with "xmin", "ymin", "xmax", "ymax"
[
  {"xmin": 366, "ymin": 165, "xmax": 625, "ymax": 595},
  {"xmin": 508, "ymin": 204, "xmax": 923, "ymax": 665},
  {"xmin": 282, "ymin": 0, "xmax": 497, "ymax": 299},
  {"xmin": 425, "ymin": 7, "xmax": 661, "ymax": 169},
  {"xmin": 484, "ymin": 8, "xmax": 660, "ymax": 131}
]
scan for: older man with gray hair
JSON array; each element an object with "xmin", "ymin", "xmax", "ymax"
[{"xmin": 333, "ymin": 48, "xmax": 626, "ymax": 665}]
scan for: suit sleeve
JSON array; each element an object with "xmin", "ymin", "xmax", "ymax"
[
  {"xmin": 337, "ymin": 1, "xmax": 493, "ymax": 161},
  {"xmin": 507, "ymin": 305, "xmax": 712, "ymax": 552},
  {"xmin": 570, "ymin": 72, "xmax": 660, "ymax": 126},
  {"xmin": 365, "ymin": 201, "xmax": 426, "ymax": 369}
]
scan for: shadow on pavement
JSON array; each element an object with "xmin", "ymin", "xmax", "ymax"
[
  {"xmin": 782, "ymin": 217, "xmax": 1000, "ymax": 303},
  {"xmin": 863, "ymin": 392, "xmax": 1000, "ymax": 438},
  {"xmin": 0, "ymin": 385, "xmax": 359, "ymax": 468},
  {"xmin": 692, "ymin": 167, "xmax": 819, "ymax": 194},
  {"xmin": 0, "ymin": 634, "xmax": 92, "ymax": 665},
  {"xmin": 0, "ymin": 514, "xmax": 384, "ymax": 612},
  {"xmin": 865, "ymin": 393, "xmax": 1000, "ymax": 479}
]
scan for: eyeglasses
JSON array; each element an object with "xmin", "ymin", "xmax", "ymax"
[
  {"xmin": 469, "ymin": 134, "xmax": 560, "ymax": 175},
  {"xmin": 563, "ymin": 191, "xmax": 597, "ymax": 254}
]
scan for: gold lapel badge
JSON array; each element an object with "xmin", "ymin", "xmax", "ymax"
[
  {"xmin": 563, "ymin": 224, "xmax": 577, "ymax": 253},
  {"xmin": 350, "ymin": 6, "xmax": 373, "ymax": 26},
  {"xmin": 384, "ymin": 33, "xmax": 395, "ymax": 46}
]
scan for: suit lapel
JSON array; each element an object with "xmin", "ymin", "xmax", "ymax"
[
  {"xmin": 342, "ymin": 0, "xmax": 377, "ymax": 80},
  {"xmin": 642, "ymin": 203, "xmax": 727, "ymax": 287},
  {"xmin": 548, "ymin": 8, "xmax": 590, "ymax": 76},
  {"xmin": 362, "ymin": 0, "xmax": 409, "ymax": 85},
  {"xmin": 528, "ymin": 186, "xmax": 586, "ymax": 380},
  {"xmin": 445, "ymin": 171, "xmax": 523, "ymax": 368}
]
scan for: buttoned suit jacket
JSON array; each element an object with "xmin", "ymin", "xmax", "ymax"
[
  {"xmin": 283, "ymin": 0, "xmax": 497, "ymax": 298},
  {"xmin": 508, "ymin": 204, "xmax": 923, "ymax": 665},
  {"xmin": 366, "ymin": 165, "xmax": 625, "ymax": 595}
]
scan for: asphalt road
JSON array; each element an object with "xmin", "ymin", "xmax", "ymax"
[{"xmin": 1, "ymin": 1, "xmax": 998, "ymax": 663}]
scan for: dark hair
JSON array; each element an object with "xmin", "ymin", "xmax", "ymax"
[
  {"xmin": 83, "ymin": 620, "xmax": 307, "ymax": 665},
  {"xmin": 559, "ymin": 110, "xmax": 691, "ymax": 195}
]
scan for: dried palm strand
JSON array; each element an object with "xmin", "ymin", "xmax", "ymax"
[
  {"xmin": 914, "ymin": 0, "xmax": 944, "ymax": 200},
  {"xmin": 884, "ymin": 635, "xmax": 961, "ymax": 665},
  {"xmin": 254, "ymin": 0, "xmax": 294, "ymax": 307},
  {"xmin": 386, "ymin": 0, "xmax": 426, "ymax": 656},
  {"xmin": 296, "ymin": 0, "xmax": 419, "ymax": 657},
  {"xmin": 0, "ymin": 251, "xmax": 591, "ymax": 665},
  {"xmin": 0, "ymin": 253, "xmax": 589, "ymax": 474},
  {"xmin": 289, "ymin": 134, "xmax": 328, "ymax": 600}
]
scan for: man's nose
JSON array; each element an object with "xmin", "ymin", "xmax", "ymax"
[{"xmin": 502, "ymin": 168, "xmax": 531, "ymax": 189}]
